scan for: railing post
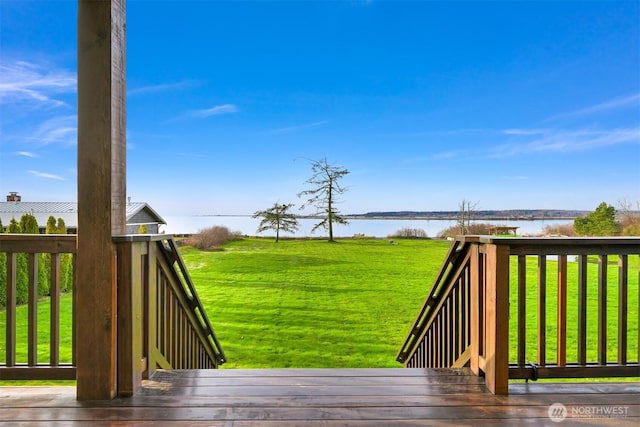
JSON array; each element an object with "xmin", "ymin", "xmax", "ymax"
[
  {"xmin": 76, "ymin": 0, "xmax": 126, "ymax": 400},
  {"xmin": 469, "ymin": 242, "xmax": 481, "ymax": 376},
  {"xmin": 116, "ymin": 239, "xmax": 145, "ymax": 397},
  {"xmin": 50, "ymin": 253, "xmax": 61, "ymax": 367},
  {"xmin": 5, "ymin": 253, "xmax": 17, "ymax": 368},
  {"xmin": 483, "ymin": 243, "xmax": 510, "ymax": 395},
  {"xmin": 27, "ymin": 253, "xmax": 39, "ymax": 367},
  {"xmin": 146, "ymin": 241, "xmax": 158, "ymax": 378}
]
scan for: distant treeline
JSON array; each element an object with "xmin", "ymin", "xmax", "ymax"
[{"xmin": 350, "ymin": 209, "xmax": 588, "ymax": 220}]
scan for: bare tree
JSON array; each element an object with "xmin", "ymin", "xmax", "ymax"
[
  {"xmin": 298, "ymin": 157, "xmax": 350, "ymax": 242},
  {"xmin": 457, "ymin": 199, "xmax": 479, "ymax": 235},
  {"xmin": 253, "ymin": 202, "xmax": 299, "ymax": 242},
  {"xmin": 618, "ymin": 199, "xmax": 640, "ymax": 236}
]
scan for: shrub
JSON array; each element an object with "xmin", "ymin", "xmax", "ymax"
[
  {"xmin": 542, "ymin": 223, "xmax": 578, "ymax": 237},
  {"xmin": 466, "ymin": 223, "xmax": 496, "ymax": 235},
  {"xmin": 0, "ymin": 215, "xmax": 72, "ymax": 309},
  {"xmin": 20, "ymin": 213, "xmax": 39, "ymax": 234},
  {"xmin": 621, "ymin": 221, "xmax": 640, "ymax": 236},
  {"xmin": 388, "ymin": 227, "xmax": 428, "ymax": 239},
  {"xmin": 619, "ymin": 204, "xmax": 640, "ymax": 236},
  {"xmin": 437, "ymin": 223, "xmax": 494, "ymax": 239},
  {"xmin": 185, "ymin": 225, "xmax": 242, "ymax": 250},
  {"xmin": 574, "ymin": 202, "xmax": 619, "ymax": 236},
  {"xmin": 46, "ymin": 216, "xmax": 57, "ymax": 234}
]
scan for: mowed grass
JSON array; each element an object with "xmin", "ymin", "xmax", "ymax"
[
  {"xmin": 183, "ymin": 238, "xmax": 450, "ymax": 368},
  {"xmin": 1, "ymin": 238, "xmax": 637, "ymax": 376},
  {"xmin": 0, "ymin": 293, "xmax": 75, "ymax": 385},
  {"xmin": 0, "ymin": 293, "xmax": 74, "ymax": 364}
]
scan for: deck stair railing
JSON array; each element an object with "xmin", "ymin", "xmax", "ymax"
[
  {"xmin": 396, "ymin": 238, "xmax": 473, "ymax": 369},
  {"xmin": 1, "ymin": 234, "xmax": 225, "ymax": 385},
  {"xmin": 398, "ymin": 236, "xmax": 640, "ymax": 394},
  {"xmin": 144, "ymin": 236, "xmax": 225, "ymax": 372}
]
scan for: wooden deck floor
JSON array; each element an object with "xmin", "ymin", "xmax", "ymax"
[{"xmin": 2, "ymin": 368, "xmax": 639, "ymax": 426}]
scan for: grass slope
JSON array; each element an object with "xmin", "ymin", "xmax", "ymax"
[{"xmin": 183, "ymin": 238, "xmax": 450, "ymax": 368}]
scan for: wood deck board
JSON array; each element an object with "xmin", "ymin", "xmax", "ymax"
[
  {"xmin": 148, "ymin": 367, "xmax": 477, "ymax": 378},
  {"xmin": 1, "ymin": 368, "xmax": 638, "ymax": 425},
  {"xmin": 140, "ymin": 374, "xmax": 487, "ymax": 387},
  {"xmin": 0, "ymin": 421, "xmax": 633, "ymax": 427},
  {"xmin": 0, "ymin": 405, "xmax": 625, "ymax": 421},
  {"xmin": 3, "ymin": 390, "xmax": 639, "ymax": 409}
]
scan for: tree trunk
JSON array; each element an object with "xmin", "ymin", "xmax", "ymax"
[{"xmin": 327, "ymin": 180, "xmax": 334, "ymax": 241}]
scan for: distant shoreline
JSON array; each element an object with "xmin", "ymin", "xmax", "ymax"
[
  {"xmin": 344, "ymin": 215, "xmax": 580, "ymax": 221},
  {"xmin": 197, "ymin": 209, "xmax": 586, "ymax": 221},
  {"xmin": 163, "ymin": 214, "xmax": 578, "ymax": 236}
]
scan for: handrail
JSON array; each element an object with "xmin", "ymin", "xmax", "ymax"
[
  {"xmin": 398, "ymin": 236, "xmax": 640, "ymax": 395},
  {"xmin": 396, "ymin": 239, "xmax": 472, "ymax": 366},
  {"xmin": 483, "ymin": 236, "xmax": 640, "ymax": 383},
  {"xmin": 1, "ymin": 234, "xmax": 225, "ymax": 388},
  {"xmin": 113, "ymin": 234, "xmax": 225, "ymax": 394},
  {"xmin": 155, "ymin": 237, "xmax": 226, "ymax": 367},
  {"xmin": 0, "ymin": 234, "xmax": 77, "ymax": 380}
]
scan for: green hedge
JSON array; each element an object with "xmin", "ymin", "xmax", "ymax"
[{"xmin": 0, "ymin": 215, "xmax": 73, "ymax": 309}]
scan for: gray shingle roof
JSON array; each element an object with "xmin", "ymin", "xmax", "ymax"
[{"xmin": 0, "ymin": 201, "xmax": 165, "ymax": 229}]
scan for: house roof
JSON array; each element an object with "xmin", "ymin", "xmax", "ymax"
[
  {"xmin": 0, "ymin": 201, "xmax": 166, "ymax": 229},
  {"xmin": 125, "ymin": 202, "xmax": 166, "ymax": 225}
]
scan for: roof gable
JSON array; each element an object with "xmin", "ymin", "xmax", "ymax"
[{"xmin": 125, "ymin": 202, "xmax": 166, "ymax": 225}]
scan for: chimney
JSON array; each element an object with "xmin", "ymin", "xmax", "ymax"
[{"xmin": 7, "ymin": 192, "xmax": 21, "ymax": 202}]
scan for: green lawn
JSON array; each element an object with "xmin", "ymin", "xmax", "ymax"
[
  {"xmin": 0, "ymin": 293, "xmax": 74, "ymax": 365},
  {"xmin": 1, "ymin": 237, "xmax": 637, "ymax": 374},
  {"xmin": 182, "ymin": 237, "xmax": 450, "ymax": 368}
]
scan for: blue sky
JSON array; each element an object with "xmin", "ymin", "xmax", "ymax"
[{"xmin": 1, "ymin": 0, "xmax": 639, "ymax": 216}]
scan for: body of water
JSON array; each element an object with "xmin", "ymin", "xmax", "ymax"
[{"xmin": 161, "ymin": 215, "xmax": 574, "ymax": 238}]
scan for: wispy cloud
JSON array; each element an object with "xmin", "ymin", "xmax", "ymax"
[
  {"xmin": 543, "ymin": 93, "xmax": 640, "ymax": 123},
  {"xmin": 128, "ymin": 80, "xmax": 198, "ymax": 96},
  {"xmin": 400, "ymin": 125, "xmax": 638, "ymax": 163},
  {"xmin": 27, "ymin": 115, "xmax": 77, "ymax": 146},
  {"xmin": 28, "ymin": 170, "xmax": 65, "ymax": 180},
  {"xmin": 0, "ymin": 60, "xmax": 76, "ymax": 108},
  {"xmin": 169, "ymin": 104, "xmax": 239, "ymax": 122},
  {"xmin": 189, "ymin": 104, "xmax": 239, "ymax": 118},
  {"xmin": 17, "ymin": 151, "xmax": 38, "ymax": 158},
  {"xmin": 263, "ymin": 120, "xmax": 329, "ymax": 134},
  {"xmin": 491, "ymin": 127, "xmax": 640, "ymax": 157}
]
